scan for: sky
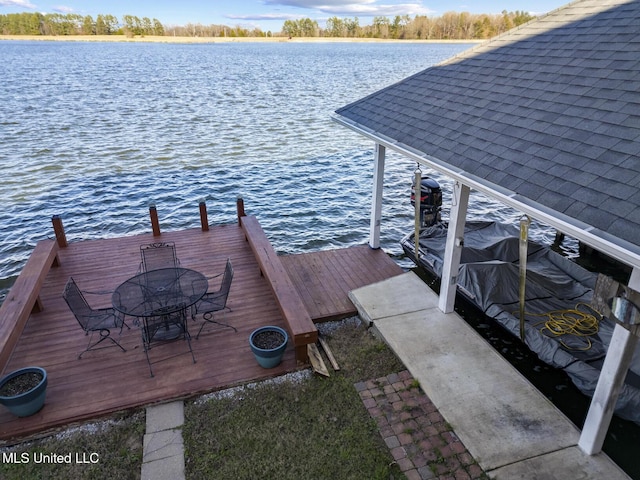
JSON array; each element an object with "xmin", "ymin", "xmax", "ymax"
[{"xmin": 1, "ymin": 0, "xmax": 569, "ymax": 33}]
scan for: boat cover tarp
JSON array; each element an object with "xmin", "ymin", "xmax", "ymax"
[{"xmin": 401, "ymin": 221, "xmax": 640, "ymax": 424}]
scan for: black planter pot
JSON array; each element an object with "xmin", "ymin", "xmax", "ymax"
[
  {"xmin": 0, "ymin": 366, "xmax": 47, "ymax": 417},
  {"xmin": 249, "ymin": 326, "xmax": 288, "ymax": 368}
]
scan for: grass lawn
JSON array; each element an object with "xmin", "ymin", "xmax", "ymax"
[
  {"xmin": 183, "ymin": 318, "xmax": 407, "ymax": 480},
  {"xmin": 0, "ymin": 411, "xmax": 145, "ymax": 480}
]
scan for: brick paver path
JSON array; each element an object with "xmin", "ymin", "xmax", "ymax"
[{"xmin": 355, "ymin": 370, "xmax": 488, "ymax": 480}]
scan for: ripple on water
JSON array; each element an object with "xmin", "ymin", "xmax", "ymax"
[{"xmin": 1, "ymin": 40, "xmax": 563, "ymax": 302}]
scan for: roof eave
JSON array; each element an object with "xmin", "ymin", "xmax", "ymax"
[{"xmin": 332, "ymin": 113, "xmax": 640, "ymax": 270}]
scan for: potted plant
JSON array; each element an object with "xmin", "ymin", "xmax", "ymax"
[
  {"xmin": 0, "ymin": 366, "xmax": 47, "ymax": 417},
  {"xmin": 249, "ymin": 326, "xmax": 288, "ymax": 368}
]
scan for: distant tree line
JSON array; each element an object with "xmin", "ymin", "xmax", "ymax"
[
  {"xmin": 0, "ymin": 11, "xmax": 535, "ymax": 40},
  {"xmin": 283, "ymin": 11, "xmax": 536, "ymax": 39},
  {"xmin": 164, "ymin": 24, "xmax": 270, "ymax": 38},
  {"xmin": 0, "ymin": 12, "xmax": 164, "ymax": 36}
]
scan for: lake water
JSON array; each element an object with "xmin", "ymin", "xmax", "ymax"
[
  {"xmin": 1, "ymin": 39, "xmax": 568, "ymax": 298},
  {"xmin": 0, "ymin": 40, "xmax": 474, "ymax": 294},
  {"xmin": 1, "ymin": 40, "xmax": 638, "ymax": 477}
]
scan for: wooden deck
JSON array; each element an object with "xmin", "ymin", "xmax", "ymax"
[
  {"xmin": 282, "ymin": 245, "xmax": 403, "ymax": 321},
  {"xmin": 0, "ymin": 220, "xmax": 402, "ymax": 443}
]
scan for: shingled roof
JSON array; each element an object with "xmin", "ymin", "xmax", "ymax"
[{"xmin": 334, "ymin": 0, "xmax": 640, "ymax": 268}]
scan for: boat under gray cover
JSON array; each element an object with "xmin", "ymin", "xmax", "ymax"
[{"xmin": 401, "ymin": 221, "xmax": 640, "ymax": 425}]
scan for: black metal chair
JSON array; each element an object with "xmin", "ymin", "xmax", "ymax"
[
  {"xmin": 192, "ymin": 258, "xmax": 236, "ymax": 339},
  {"xmin": 140, "ymin": 242, "xmax": 179, "ymax": 272},
  {"xmin": 63, "ymin": 277, "xmax": 127, "ymax": 359},
  {"xmin": 141, "ymin": 303, "xmax": 195, "ymax": 377}
]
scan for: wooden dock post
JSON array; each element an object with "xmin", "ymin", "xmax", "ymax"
[
  {"xmin": 199, "ymin": 200, "xmax": 209, "ymax": 231},
  {"xmin": 236, "ymin": 197, "xmax": 246, "ymax": 225},
  {"xmin": 51, "ymin": 215, "xmax": 68, "ymax": 248},
  {"xmin": 149, "ymin": 204, "xmax": 161, "ymax": 236}
]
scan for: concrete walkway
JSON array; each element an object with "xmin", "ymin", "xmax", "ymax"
[
  {"xmin": 349, "ymin": 271, "xmax": 630, "ymax": 480},
  {"xmin": 141, "ymin": 401, "xmax": 186, "ymax": 480}
]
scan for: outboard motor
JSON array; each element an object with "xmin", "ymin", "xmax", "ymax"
[{"xmin": 411, "ymin": 177, "xmax": 442, "ymax": 228}]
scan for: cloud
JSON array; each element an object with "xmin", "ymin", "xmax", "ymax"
[
  {"xmin": 0, "ymin": 0, "xmax": 37, "ymax": 8},
  {"xmin": 52, "ymin": 5, "xmax": 76, "ymax": 14},
  {"xmin": 322, "ymin": 3, "xmax": 430, "ymax": 15},
  {"xmin": 265, "ymin": 0, "xmax": 375, "ymax": 6},
  {"xmin": 262, "ymin": 0, "xmax": 431, "ymax": 17},
  {"xmin": 0, "ymin": 0, "xmax": 78, "ymax": 14},
  {"xmin": 227, "ymin": 13, "xmax": 305, "ymax": 21}
]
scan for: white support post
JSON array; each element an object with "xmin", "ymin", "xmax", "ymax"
[
  {"xmin": 578, "ymin": 267, "xmax": 640, "ymax": 455},
  {"xmin": 369, "ymin": 143, "xmax": 385, "ymax": 249},
  {"xmin": 438, "ymin": 182, "xmax": 470, "ymax": 313}
]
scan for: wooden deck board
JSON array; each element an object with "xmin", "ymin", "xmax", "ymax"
[
  {"xmin": 0, "ymin": 222, "xmax": 402, "ymax": 443},
  {"xmin": 281, "ymin": 245, "xmax": 403, "ymax": 322}
]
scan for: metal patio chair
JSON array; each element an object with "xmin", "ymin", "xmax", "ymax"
[
  {"xmin": 141, "ymin": 303, "xmax": 196, "ymax": 377},
  {"xmin": 139, "ymin": 241, "xmax": 179, "ymax": 273},
  {"xmin": 192, "ymin": 258, "xmax": 236, "ymax": 339},
  {"xmin": 63, "ymin": 277, "xmax": 127, "ymax": 359}
]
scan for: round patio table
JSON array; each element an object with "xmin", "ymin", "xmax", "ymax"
[{"xmin": 112, "ymin": 267, "xmax": 208, "ymax": 318}]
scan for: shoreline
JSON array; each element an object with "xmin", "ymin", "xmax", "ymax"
[{"xmin": 0, "ymin": 34, "xmax": 478, "ymax": 45}]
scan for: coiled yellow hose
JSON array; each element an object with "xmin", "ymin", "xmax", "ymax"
[{"xmin": 528, "ymin": 303, "xmax": 603, "ymax": 351}]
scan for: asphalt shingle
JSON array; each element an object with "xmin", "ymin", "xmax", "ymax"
[{"xmin": 335, "ymin": 0, "xmax": 640, "ymax": 253}]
